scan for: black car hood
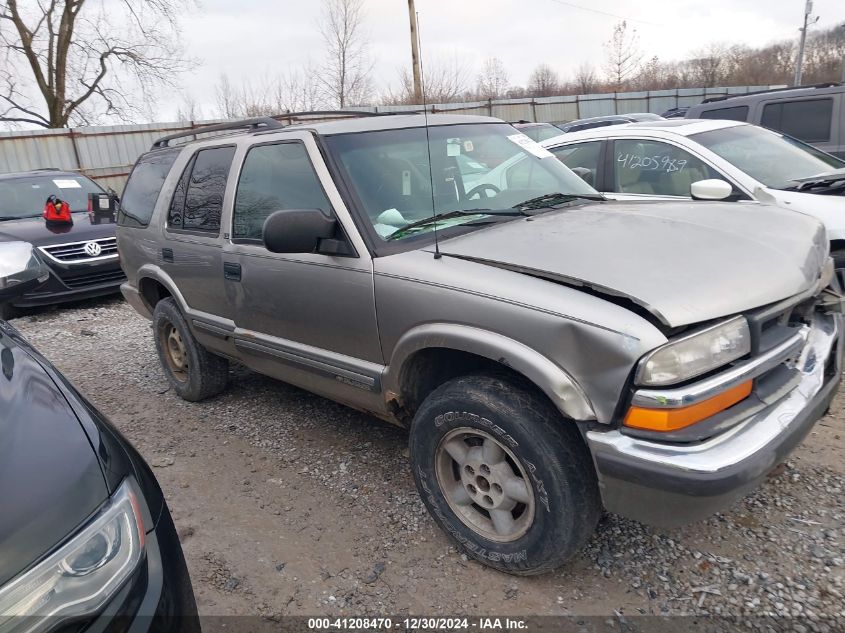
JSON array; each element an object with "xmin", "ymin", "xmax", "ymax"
[
  {"xmin": 0, "ymin": 212, "xmax": 116, "ymax": 247},
  {"xmin": 0, "ymin": 323, "xmax": 108, "ymax": 586}
]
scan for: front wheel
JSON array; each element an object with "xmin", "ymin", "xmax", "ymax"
[{"xmin": 409, "ymin": 374, "xmax": 601, "ymax": 575}]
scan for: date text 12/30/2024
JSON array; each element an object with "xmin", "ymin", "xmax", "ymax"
[{"xmin": 307, "ymin": 617, "xmax": 529, "ymax": 631}]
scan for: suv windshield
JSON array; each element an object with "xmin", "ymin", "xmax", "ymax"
[
  {"xmin": 325, "ymin": 123, "xmax": 598, "ymax": 241},
  {"xmin": 691, "ymin": 125, "xmax": 845, "ymax": 190},
  {"xmin": 0, "ymin": 173, "xmax": 103, "ymax": 220}
]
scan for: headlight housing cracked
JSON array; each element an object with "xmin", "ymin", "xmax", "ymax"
[
  {"xmin": 0, "ymin": 478, "xmax": 146, "ymax": 633},
  {"xmin": 635, "ymin": 316, "xmax": 751, "ymax": 387}
]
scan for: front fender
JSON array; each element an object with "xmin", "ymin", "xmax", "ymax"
[{"xmin": 383, "ymin": 323, "xmax": 596, "ymax": 421}]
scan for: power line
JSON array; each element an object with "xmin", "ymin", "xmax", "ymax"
[{"xmin": 547, "ymin": 0, "xmax": 662, "ymax": 27}]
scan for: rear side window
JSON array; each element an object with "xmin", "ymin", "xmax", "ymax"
[
  {"xmin": 761, "ymin": 98, "xmax": 833, "ymax": 143},
  {"xmin": 168, "ymin": 146, "xmax": 236, "ymax": 233},
  {"xmin": 118, "ymin": 149, "xmax": 179, "ymax": 228},
  {"xmin": 232, "ymin": 142, "xmax": 332, "ymax": 242},
  {"xmin": 699, "ymin": 106, "xmax": 749, "ymax": 122}
]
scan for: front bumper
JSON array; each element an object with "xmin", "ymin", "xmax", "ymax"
[
  {"xmin": 586, "ymin": 310, "xmax": 842, "ymax": 527},
  {"xmin": 12, "ymin": 261, "xmax": 124, "ymax": 308}
]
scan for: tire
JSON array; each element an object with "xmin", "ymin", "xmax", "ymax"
[
  {"xmin": 152, "ymin": 297, "xmax": 229, "ymax": 401},
  {"xmin": 0, "ymin": 302, "xmax": 17, "ymax": 321},
  {"xmin": 409, "ymin": 374, "xmax": 601, "ymax": 575}
]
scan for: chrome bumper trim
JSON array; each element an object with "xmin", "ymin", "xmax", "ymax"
[
  {"xmin": 631, "ymin": 328, "xmax": 808, "ymax": 409},
  {"xmin": 588, "ymin": 311, "xmax": 839, "ymax": 476}
]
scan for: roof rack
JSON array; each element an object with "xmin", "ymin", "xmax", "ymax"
[
  {"xmin": 701, "ymin": 82, "xmax": 842, "ymax": 104},
  {"xmin": 150, "ymin": 110, "xmax": 419, "ymax": 150},
  {"xmin": 152, "ymin": 117, "xmax": 283, "ymax": 149}
]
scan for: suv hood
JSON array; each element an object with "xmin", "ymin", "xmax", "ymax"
[
  {"xmin": 435, "ymin": 200, "xmax": 827, "ymax": 327},
  {"xmin": 0, "ymin": 212, "xmax": 116, "ymax": 247}
]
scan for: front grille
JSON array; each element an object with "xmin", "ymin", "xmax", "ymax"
[
  {"xmin": 40, "ymin": 237, "xmax": 118, "ymax": 263},
  {"xmin": 63, "ymin": 269, "xmax": 126, "ymax": 289}
]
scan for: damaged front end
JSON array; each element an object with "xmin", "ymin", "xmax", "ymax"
[{"xmin": 584, "ymin": 266, "xmax": 844, "ymax": 527}]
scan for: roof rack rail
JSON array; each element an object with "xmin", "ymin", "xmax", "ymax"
[
  {"xmin": 701, "ymin": 82, "xmax": 842, "ymax": 104},
  {"xmin": 280, "ymin": 109, "xmax": 385, "ymax": 119},
  {"xmin": 150, "ymin": 110, "xmax": 420, "ymax": 150},
  {"xmin": 151, "ymin": 117, "xmax": 283, "ymax": 149}
]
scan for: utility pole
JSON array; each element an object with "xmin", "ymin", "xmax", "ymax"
[
  {"xmin": 793, "ymin": 0, "xmax": 819, "ymax": 86},
  {"xmin": 407, "ymin": 0, "xmax": 423, "ymax": 104}
]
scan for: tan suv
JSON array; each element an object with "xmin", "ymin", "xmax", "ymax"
[{"xmin": 117, "ymin": 113, "xmax": 842, "ymax": 575}]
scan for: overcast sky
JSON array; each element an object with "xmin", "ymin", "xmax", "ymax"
[{"xmin": 173, "ymin": 0, "xmax": 845, "ymax": 117}]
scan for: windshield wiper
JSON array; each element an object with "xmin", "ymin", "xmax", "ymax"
[
  {"xmin": 0, "ymin": 215, "xmax": 33, "ymax": 221},
  {"xmin": 385, "ymin": 209, "xmax": 527, "ymax": 240},
  {"xmin": 513, "ymin": 192, "xmax": 605, "ymax": 210}
]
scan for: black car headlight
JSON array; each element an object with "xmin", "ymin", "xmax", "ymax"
[{"xmin": 0, "ymin": 478, "xmax": 145, "ymax": 632}]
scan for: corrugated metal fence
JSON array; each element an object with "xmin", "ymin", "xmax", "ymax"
[{"xmin": 0, "ymin": 85, "xmax": 780, "ymax": 193}]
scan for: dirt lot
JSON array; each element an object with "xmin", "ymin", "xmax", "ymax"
[{"xmin": 10, "ymin": 297, "xmax": 845, "ymax": 627}]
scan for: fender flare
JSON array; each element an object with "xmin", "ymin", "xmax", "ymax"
[
  {"xmin": 135, "ymin": 265, "xmax": 191, "ymax": 315},
  {"xmin": 383, "ymin": 323, "xmax": 596, "ymax": 421}
]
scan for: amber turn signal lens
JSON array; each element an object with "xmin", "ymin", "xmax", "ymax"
[{"xmin": 624, "ymin": 380, "xmax": 753, "ymax": 432}]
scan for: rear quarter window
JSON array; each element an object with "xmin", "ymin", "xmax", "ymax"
[
  {"xmin": 118, "ymin": 149, "xmax": 180, "ymax": 228},
  {"xmin": 760, "ymin": 98, "xmax": 833, "ymax": 143},
  {"xmin": 167, "ymin": 146, "xmax": 236, "ymax": 234},
  {"xmin": 698, "ymin": 106, "xmax": 749, "ymax": 122}
]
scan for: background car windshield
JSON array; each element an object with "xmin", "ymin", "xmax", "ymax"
[
  {"xmin": 0, "ymin": 174, "xmax": 103, "ymax": 219},
  {"xmin": 691, "ymin": 125, "xmax": 845, "ymax": 190},
  {"xmin": 326, "ymin": 123, "xmax": 597, "ymax": 241}
]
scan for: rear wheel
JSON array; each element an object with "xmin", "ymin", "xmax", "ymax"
[
  {"xmin": 409, "ymin": 374, "xmax": 601, "ymax": 575},
  {"xmin": 152, "ymin": 298, "xmax": 228, "ymax": 401}
]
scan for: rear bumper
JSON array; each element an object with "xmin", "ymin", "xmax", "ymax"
[
  {"xmin": 121, "ymin": 282, "xmax": 153, "ymax": 320},
  {"xmin": 586, "ymin": 311, "xmax": 842, "ymax": 527}
]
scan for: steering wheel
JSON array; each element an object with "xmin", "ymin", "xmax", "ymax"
[{"xmin": 466, "ymin": 183, "xmax": 501, "ymax": 200}]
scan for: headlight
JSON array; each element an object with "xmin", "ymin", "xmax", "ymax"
[
  {"xmin": 0, "ymin": 478, "xmax": 145, "ymax": 633},
  {"xmin": 635, "ymin": 316, "xmax": 751, "ymax": 386}
]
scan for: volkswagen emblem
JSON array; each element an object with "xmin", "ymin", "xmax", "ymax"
[{"xmin": 83, "ymin": 241, "xmax": 102, "ymax": 257}]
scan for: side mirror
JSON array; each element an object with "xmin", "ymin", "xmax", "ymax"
[
  {"xmin": 262, "ymin": 209, "xmax": 338, "ymax": 254},
  {"xmin": 0, "ymin": 242, "xmax": 50, "ymax": 303},
  {"xmin": 690, "ymin": 179, "xmax": 733, "ymax": 201}
]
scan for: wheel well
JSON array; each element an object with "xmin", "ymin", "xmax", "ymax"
[
  {"xmin": 395, "ymin": 348, "xmax": 547, "ymax": 422},
  {"xmin": 138, "ymin": 277, "xmax": 172, "ymax": 311}
]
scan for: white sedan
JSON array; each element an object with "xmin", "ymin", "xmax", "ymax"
[{"xmin": 529, "ymin": 119, "xmax": 845, "ymax": 267}]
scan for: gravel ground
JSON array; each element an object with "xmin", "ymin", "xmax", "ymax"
[{"xmin": 9, "ymin": 297, "xmax": 845, "ymax": 631}]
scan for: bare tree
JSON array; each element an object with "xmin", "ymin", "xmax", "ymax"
[
  {"xmin": 574, "ymin": 63, "xmax": 599, "ymax": 94},
  {"xmin": 176, "ymin": 93, "xmax": 203, "ymax": 122},
  {"xmin": 272, "ymin": 67, "xmax": 325, "ymax": 112},
  {"xmin": 603, "ymin": 20, "xmax": 643, "ymax": 91},
  {"xmin": 318, "ymin": 0, "xmax": 373, "ymax": 108},
  {"xmin": 527, "ymin": 64, "xmax": 560, "ymax": 97},
  {"xmin": 0, "ymin": 0, "xmax": 192, "ymax": 128},
  {"xmin": 385, "ymin": 57, "xmax": 471, "ymax": 104},
  {"xmin": 476, "ymin": 57, "xmax": 509, "ymax": 100}
]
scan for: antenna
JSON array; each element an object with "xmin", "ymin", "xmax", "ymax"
[{"xmin": 416, "ymin": 12, "xmax": 441, "ymax": 260}]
